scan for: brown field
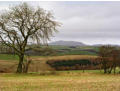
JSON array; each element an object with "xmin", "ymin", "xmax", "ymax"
[
  {"xmin": 0, "ymin": 72, "xmax": 120, "ymax": 91},
  {"xmin": 32, "ymin": 55, "xmax": 97, "ymax": 61},
  {"xmin": 0, "ymin": 55, "xmax": 120, "ymax": 91},
  {"xmin": 0, "ymin": 55, "xmax": 97, "ymax": 72},
  {"xmin": 0, "ymin": 55, "xmax": 96, "ymax": 72}
]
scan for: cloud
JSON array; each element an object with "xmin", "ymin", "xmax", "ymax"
[
  {"xmin": 46, "ymin": 2, "xmax": 120, "ymax": 45},
  {"xmin": 0, "ymin": 1, "xmax": 120, "ymax": 45}
]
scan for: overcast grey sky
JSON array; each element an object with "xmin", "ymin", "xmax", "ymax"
[{"xmin": 0, "ymin": 1, "xmax": 120, "ymax": 45}]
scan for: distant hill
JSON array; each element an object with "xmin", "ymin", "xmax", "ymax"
[
  {"xmin": 49, "ymin": 40, "xmax": 87, "ymax": 46},
  {"xmin": 92, "ymin": 44, "xmax": 104, "ymax": 47},
  {"xmin": 49, "ymin": 40, "xmax": 120, "ymax": 47}
]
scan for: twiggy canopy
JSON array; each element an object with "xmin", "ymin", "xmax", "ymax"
[{"xmin": 0, "ymin": 3, "xmax": 60, "ymax": 55}]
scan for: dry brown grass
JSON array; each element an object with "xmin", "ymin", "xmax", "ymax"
[
  {"xmin": 0, "ymin": 60, "xmax": 18, "ymax": 72},
  {"xmin": 0, "ymin": 73, "xmax": 120, "ymax": 91},
  {"xmin": 32, "ymin": 55, "xmax": 97, "ymax": 61},
  {"xmin": 29, "ymin": 55, "xmax": 97, "ymax": 72},
  {"xmin": 0, "ymin": 55, "xmax": 97, "ymax": 72},
  {"xmin": 0, "ymin": 55, "xmax": 119, "ymax": 91}
]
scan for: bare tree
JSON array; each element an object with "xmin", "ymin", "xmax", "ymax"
[
  {"xmin": 0, "ymin": 3, "xmax": 60, "ymax": 73},
  {"xmin": 109, "ymin": 49, "xmax": 120, "ymax": 74},
  {"xmin": 98, "ymin": 45, "xmax": 115, "ymax": 73}
]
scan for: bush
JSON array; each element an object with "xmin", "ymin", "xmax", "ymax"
[{"xmin": 46, "ymin": 59, "xmax": 100, "ymax": 70}]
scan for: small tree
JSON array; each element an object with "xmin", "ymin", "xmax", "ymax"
[
  {"xmin": 109, "ymin": 49, "xmax": 120, "ymax": 74},
  {"xmin": 98, "ymin": 45, "xmax": 115, "ymax": 73},
  {"xmin": 0, "ymin": 3, "xmax": 60, "ymax": 73}
]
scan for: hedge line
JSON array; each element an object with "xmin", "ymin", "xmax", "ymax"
[{"xmin": 46, "ymin": 59, "xmax": 100, "ymax": 70}]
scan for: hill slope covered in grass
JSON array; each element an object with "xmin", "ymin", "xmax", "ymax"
[
  {"xmin": 48, "ymin": 45, "xmax": 99, "ymax": 56},
  {"xmin": 49, "ymin": 40, "xmax": 87, "ymax": 46}
]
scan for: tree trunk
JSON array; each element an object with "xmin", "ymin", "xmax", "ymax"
[
  {"xmin": 108, "ymin": 66, "xmax": 113, "ymax": 74},
  {"xmin": 103, "ymin": 64, "xmax": 107, "ymax": 74},
  {"xmin": 114, "ymin": 66, "xmax": 116, "ymax": 74},
  {"xmin": 23, "ymin": 60, "xmax": 31, "ymax": 73},
  {"xmin": 104, "ymin": 66, "xmax": 107, "ymax": 74},
  {"xmin": 16, "ymin": 55, "xmax": 24, "ymax": 73}
]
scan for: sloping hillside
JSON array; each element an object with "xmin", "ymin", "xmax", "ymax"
[{"xmin": 49, "ymin": 40, "xmax": 87, "ymax": 46}]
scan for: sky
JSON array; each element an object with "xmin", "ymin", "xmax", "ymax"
[{"xmin": 0, "ymin": 1, "xmax": 120, "ymax": 45}]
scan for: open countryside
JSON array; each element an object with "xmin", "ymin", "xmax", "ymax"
[{"xmin": 0, "ymin": 1, "xmax": 120, "ymax": 91}]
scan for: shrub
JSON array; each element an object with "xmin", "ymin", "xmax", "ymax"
[{"xmin": 46, "ymin": 59, "xmax": 100, "ymax": 70}]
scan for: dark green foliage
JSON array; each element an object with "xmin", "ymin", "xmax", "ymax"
[
  {"xmin": 47, "ymin": 59, "xmax": 100, "ymax": 70},
  {"xmin": 51, "ymin": 59, "xmax": 91, "ymax": 67}
]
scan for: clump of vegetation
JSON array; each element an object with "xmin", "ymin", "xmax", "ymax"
[
  {"xmin": 46, "ymin": 58, "xmax": 100, "ymax": 71},
  {"xmin": 97, "ymin": 45, "xmax": 120, "ymax": 74}
]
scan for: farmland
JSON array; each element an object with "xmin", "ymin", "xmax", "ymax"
[
  {"xmin": 0, "ymin": 47, "xmax": 119, "ymax": 91},
  {"xmin": 0, "ymin": 54, "xmax": 97, "ymax": 72},
  {"xmin": 0, "ymin": 1, "xmax": 120, "ymax": 91},
  {"xmin": 34, "ymin": 45, "xmax": 99, "ymax": 56},
  {"xmin": 48, "ymin": 45, "xmax": 99, "ymax": 56},
  {"xmin": 0, "ymin": 53, "xmax": 120, "ymax": 91},
  {"xmin": 0, "ymin": 72, "xmax": 120, "ymax": 91}
]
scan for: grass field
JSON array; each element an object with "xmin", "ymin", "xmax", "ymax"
[
  {"xmin": 0, "ymin": 54, "xmax": 120, "ymax": 91},
  {"xmin": 0, "ymin": 72, "xmax": 120, "ymax": 91},
  {"xmin": 0, "ymin": 54, "xmax": 96, "ymax": 61},
  {"xmin": 47, "ymin": 45, "xmax": 99, "ymax": 56},
  {"xmin": 0, "ymin": 54, "xmax": 97, "ymax": 72},
  {"xmin": 57, "ymin": 50, "xmax": 97, "ymax": 55},
  {"xmin": 0, "ymin": 54, "xmax": 19, "ymax": 61}
]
